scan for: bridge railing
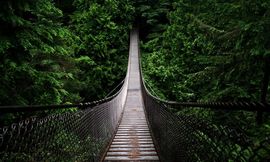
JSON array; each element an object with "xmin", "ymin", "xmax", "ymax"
[
  {"xmin": 141, "ymin": 85, "xmax": 270, "ymax": 162},
  {"xmin": 0, "ymin": 52, "xmax": 131, "ymax": 162},
  {"xmin": 0, "ymin": 29, "xmax": 134, "ymax": 162},
  {"xmin": 138, "ymin": 44, "xmax": 270, "ymax": 162},
  {"xmin": 0, "ymin": 76, "xmax": 127, "ymax": 161}
]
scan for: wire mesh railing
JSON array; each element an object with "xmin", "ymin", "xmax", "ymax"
[
  {"xmin": 140, "ymin": 72, "xmax": 270, "ymax": 162},
  {"xmin": 0, "ymin": 29, "xmax": 135, "ymax": 162},
  {"xmin": 142, "ymin": 88, "xmax": 270, "ymax": 161},
  {"xmin": 0, "ymin": 76, "xmax": 128, "ymax": 161},
  {"xmin": 0, "ymin": 29, "xmax": 134, "ymax": 162},
  {"xmin": 137, "ymin": 30, "xmax": 270, "ymax": 161}
]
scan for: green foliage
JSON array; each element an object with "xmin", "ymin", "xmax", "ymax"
[
  {"xmin": 0, "ymin": 0, "xmax": 135, "ymax": 106},
  {"xmin": 0, "ymin": 0, "xmax": 79, "ymax": 105},
  {"xmin": 70, "ymin": 0, "xmax": 135, "ymax": 100},
  {"xmin": 0, "ymin": 0, "xmax": 135, "ymax": 133},
  {"xmin": 141, "ymin": 0, "xmax": 270, "ymax": 102}
]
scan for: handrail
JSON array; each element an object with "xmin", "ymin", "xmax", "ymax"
[
  {"xmin": 105, "ymin": 79, "xmax": 125, "ymax": 98},
  {"xmin": 0, "ymin": 104, "xmax": 82, "ymax": 112},
  {"xmin": 0, "ymin": 30, "xmax": 132, "ymax": 162},
  {"xmin": 139, "ymin": 40, "xmax": 270, "ymax": 113},
  {"xmin": 0, "ymin": 77, "xmax": 125, "ymax": 113},
  {"xmin": 144, "ymin": 83, "xmax": 270, "ymax": 112},
  {"xmin": 138, "ymin": 29, "xmax": 270, "ymax": 162}
]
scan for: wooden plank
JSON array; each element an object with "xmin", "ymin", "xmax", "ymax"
[
  {"xmin": 104, "ymin": 156, "xmax": 159, "ymax": 161},
  {"xmin": 117, "ymin": 126, "xmax": 149, "ymax": 128},
  {"xmin": 118, "ymin": 128, "xmax": 149, "ymax": 130},
  {"xmin": 117, "ymin": 129, "xmax": 149, "ymax": 131},
  {"xmin": 119, "ymin": 125, "xmax": 148, "ymax": 127},
  {"xmin": 108, "ymin": 148, "xmax": 156, "ymax": 152},
  {"xmin": 112, "ymin": 140, "xmax": 153, "ymax": 145},
  {"xmin": 113, "ymin": 138, "xmax": 153, "ymax": 141},
  {"xmin": 114, "ymin": 136, "xmax": 152, "ymax": 139},
  {"xmin": 106, "ymin": 151, "xmax": 157, "ymax": 156},
  {"xmin": 110, "ymin": 144, "xmax": 155, "ymax": 148},
  {"xmin": 116, "ymin": 133, "xmax": 151, "ymax": 136},
  {"xmin": 118, "ymin": 127, "xmax": 149, "ymax": 129},
  {"xmin": 117, "ymin": 131, "xmax": 150, "ymax": 133}
]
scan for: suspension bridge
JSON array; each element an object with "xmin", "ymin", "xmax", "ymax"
[{"xmin": 0, "ymin": 29, "xmax": 269, "ymax": 161}]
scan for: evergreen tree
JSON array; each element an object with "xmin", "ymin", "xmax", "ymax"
[
  {"xmin": 71, "ymin": 0, "xmax": 135, "ymax": 100},
  {"xmin": 0, "ymin": 0, "xmax": 79, "ymax": 105},
  {"xmin": 141, "ymin": 0, "xmax": 270, "ymax": 102}
]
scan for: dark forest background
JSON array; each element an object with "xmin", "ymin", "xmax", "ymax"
[
  {"xmin": 1, "ymin": 0, "xmax": 269, "ymax": 105},
  {"xmin": 0, "ymin": 0, "xmax": 269, "ymax": 160},
  {"xmin": 0, "ymin": 0, "xmax": 269, "ymax": 137}
]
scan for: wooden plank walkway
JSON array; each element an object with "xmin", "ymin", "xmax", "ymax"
[{"xmin": 103, "ymin": 30, "xmax": 159, "ymax": 162}]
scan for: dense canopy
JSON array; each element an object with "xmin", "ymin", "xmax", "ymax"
[{"xmin": 0, "ymin": 0, "xmax": 269, "ymax": 160}]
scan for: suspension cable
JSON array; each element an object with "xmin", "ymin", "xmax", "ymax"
[
  {"xmin": 139, "ymin": 48, "xmax": 269, "ymax": 112},
  {"xmin": 0, "ymin": 79, "xmax": 125, "ymax": 113},
  {"xmin": 105, "ymin": 79, "xmax": 125, "ymax": 98}
]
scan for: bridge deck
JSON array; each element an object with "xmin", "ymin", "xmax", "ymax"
[{"xmin": 104, "ymin": 30, "xmax": 159, "ymax": 161}]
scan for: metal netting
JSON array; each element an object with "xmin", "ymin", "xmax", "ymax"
[
  {"xmin": 0, "ymin": 77, "xmax": 128, "ymax": 162},
  {"xmin": 0, "ymin": 29, "xmax": 134, "ymax": 162},
  {"xmin": 141, "ymin": 84, "xmax": 270, "ymax": 162}
]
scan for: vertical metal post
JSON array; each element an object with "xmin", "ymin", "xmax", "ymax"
[{"xmin": 257, "ymin": 58, "xmax": 270, "ymax": 124}]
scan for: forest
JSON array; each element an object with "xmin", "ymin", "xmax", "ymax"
[
  {"xmin": 1, "ymin": 0, "xmax": 269, "ymax": 107},
  {"xmin": 0, "ymin": 0, "xmax": 269, "ymax": 161},
  {"xmin": 0, "ymin": 0, "xmax": 134, "ymax": 106}
]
